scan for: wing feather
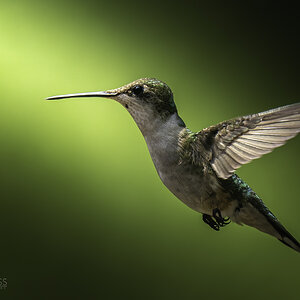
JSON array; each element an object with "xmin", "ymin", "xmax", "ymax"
[{"xmin": 208, "ymin": 103, "xmax": 300, "ymax": 179}]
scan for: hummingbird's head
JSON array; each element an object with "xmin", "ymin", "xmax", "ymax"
[
  {"xmin": 47, "ymin": 78, "xmax": 178, "ymax": 134},
  {"xmin": 108, "ymin": 78, "xmax": 177, "ymax": 115}
]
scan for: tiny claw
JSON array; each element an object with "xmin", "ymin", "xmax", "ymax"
[
  {"xmin": 202, "ymin": 214, "xmax": 220, "ymax": 231},
  {"xmin": 223, "ymin": 217, "xmax": 231, "ymax": 224},
  {"xmin": 212, "ymin": 208, "xmax": 231, "ymax": 227}
]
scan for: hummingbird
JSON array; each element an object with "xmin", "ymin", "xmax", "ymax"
[{"xmin": 47, "ymin": 78, "xmax": 300, "ymax": 253}]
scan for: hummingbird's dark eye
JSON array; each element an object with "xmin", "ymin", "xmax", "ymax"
[{"xmin": 132, "ymin": 85, "xmax": 144, "ymax": 96}]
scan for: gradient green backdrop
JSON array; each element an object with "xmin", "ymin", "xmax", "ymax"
[{"xmin": 1, "ymin": 1, "xmax": 299, "ymax": 299}]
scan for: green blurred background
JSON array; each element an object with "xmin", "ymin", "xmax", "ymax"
[{"xmin": 1, "ymin": 1, "xmax": 299, "ymax": 299}]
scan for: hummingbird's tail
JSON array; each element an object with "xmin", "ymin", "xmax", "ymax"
[
  {"xmin": 226, "ymin": 175, "xmax": 300, "ymax": 253},
  {"xmin": 234, "ymin": 196, "xmax": 300, "ymax": 253}
]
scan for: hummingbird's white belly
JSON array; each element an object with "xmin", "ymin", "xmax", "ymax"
[
  {"xmin": 143, "ymin": 115, "xmax": 233, "ymax": 217},
  {"xmin": 157, "ymin": 165, "xmax": 237, "ymax": 217},
  {"xmin": 157, "ymin": 164, "xmax": 217, "ymax": 214}
]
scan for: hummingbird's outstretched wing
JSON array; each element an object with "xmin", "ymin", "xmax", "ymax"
[{"xmin": 201, "ymin": 103, "xmax": 300, "ymax": 179}]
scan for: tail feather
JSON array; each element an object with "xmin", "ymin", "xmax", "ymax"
[
  {"xmin": 242, "ymin": 196, "xmax": 300, "ymax": 253},
  {"xmin": 223, "ymin": 174, "xmax": 300, "ymax": 252},
  {"xmin": 262, "ymin": 209, "xmax": 300, "ymax": 252},
  {"xmin": 279, "ymin": 238, "xmax": 300, "ymax": 252}
]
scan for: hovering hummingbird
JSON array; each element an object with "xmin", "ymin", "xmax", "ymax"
[{"xmin": 47, "ymin": 78, "xmax": 300, "ymax": 252}]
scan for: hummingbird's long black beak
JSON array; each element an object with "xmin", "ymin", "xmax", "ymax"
[{"xmin": 46, "ymin": 91, "xmax": 117, "ymax": 100}]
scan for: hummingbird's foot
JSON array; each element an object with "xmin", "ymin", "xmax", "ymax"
[
  {"xmin": 212, "ymin": 208, "xmax": 231, "ymax": 227},
  {"xmin": 202, "ymin": 214, "xmax": 220, "ymax": 231},
  {"xmin": 202, "ymin": 209, "xmax": 231, "ymax": 231}
]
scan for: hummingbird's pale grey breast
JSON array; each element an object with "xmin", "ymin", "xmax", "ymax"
[{"xmin": 47, "ymin": 78, "xmax": 300, "ymax": 253}]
